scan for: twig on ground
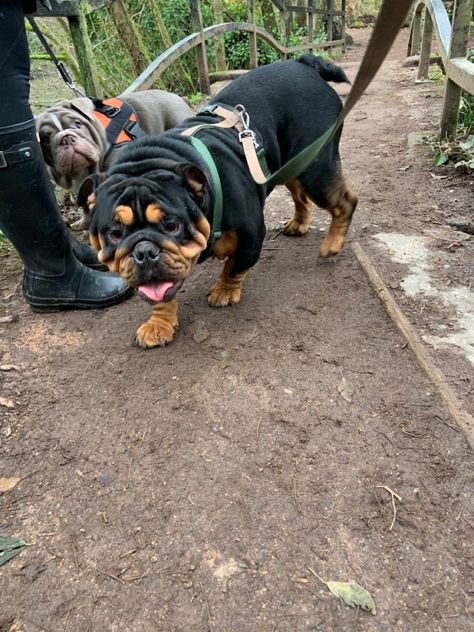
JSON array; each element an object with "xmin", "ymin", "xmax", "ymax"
[
  {"xmin": 352, "ymin": 242, "xmax": 474, "ymax": 449},
  {"xmin": 88, "ymin": 563, "xmax": 125, "ymax": 584},
  {"xmin": 293, "ymin": 478, "xmax": 302, "ymax": 514},
  {"xmin": 256, "ymin": 416, "xmax": 263, "ymax": 441},
  {"xmin": 308, "ymin": 567, "xmax": 327, "ymax": 584},
  {"xmin": 376, "ymin": 485, "xmax": 402, "ymax": 531},
  {"xmin": 126, "ymin": 457, "xmax": 133, "ymax": 489}
]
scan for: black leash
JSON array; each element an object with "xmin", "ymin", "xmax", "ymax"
[{"xmin": 26, "ymin": 16, "xmax": 86, "ymax": 97}]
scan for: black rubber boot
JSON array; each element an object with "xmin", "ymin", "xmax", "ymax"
[
  {"xmin": 70, "ymin": 238, "xmax": 107, "ymax": 271},
  {"xmin": 0, "ymin": 122, "xmax": 132, "ymax": 311}
]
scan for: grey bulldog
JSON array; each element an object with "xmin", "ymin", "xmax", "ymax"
[{"xmin": 36, "ymin": 90, "xmax": 194, "ymax": 194}]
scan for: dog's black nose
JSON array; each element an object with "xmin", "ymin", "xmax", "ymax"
[
  {"xmin": 133, "ymin": 240, "xmax": 160, "ymax": 265},
  {"xmin": 60, "ymin": 134, "xmax": 77, "ymax": 146}
]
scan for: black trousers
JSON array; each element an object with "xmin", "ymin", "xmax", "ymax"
[{"xmin": 0, "ymin": 0, "xmax": 34, "ymax": 130}]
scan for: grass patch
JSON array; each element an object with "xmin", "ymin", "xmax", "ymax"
[{"xmin": 0, "ymin": 231, "xmax": 22, "ymax": 274}]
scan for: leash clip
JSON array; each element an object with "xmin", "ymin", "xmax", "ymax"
[
  {"xmin": 235, "ymin": 104, "xmax": 258, "ymax": 148},
  {"xmin": 235, "ymin": 104, "xmax": 250, "ymax": 131}
]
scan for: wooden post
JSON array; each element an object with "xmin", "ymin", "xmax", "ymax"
[
  {"xmin": 248, "ymin": 0, "xmax": 258, "ymax": 69},
  {"xmin": 326, "ymin": 0, "xmax": 333, "ymax": 42},
  {"xmin": 307, "ymin": 0, "xmax": 314, "ymax": 53},
  {"xmin": 108, "ymin": 0, "xmax": 151, "ymax": 76},
  {"xmin": 417, "ymin": 8, "xmax": 433, "ymax": 80},
  {"xmin": 409, "ymin": 8, "xmax": 422, "ymax": 55},
  {"xmin": 211, "ymin": 0, "xmax": 226, "ymax": 71},
  {"xmin": 440, "ymin": 0, "xmax": 471, "ymax": 139},
  {"xmin": 67, "ymin": 7, "xmax": 103, "ymax": 97},
  {"xmin": 341, "ymin": 0, "xmax": 346, "ymax": 52},
  {"xmin": 189, "ymin": 0, "xmax": 211, "ymax": 95},
  {"xmin": 280, "ymin": 8, "xmax": 288, "ymax": 60},
  {"xmin": 285, "ymin": 9, "xmax": 292, "ymax": 45}
]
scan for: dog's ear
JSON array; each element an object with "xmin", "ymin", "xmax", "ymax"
[
  {"xmin": 76, "ymin": 174, "xmax": 108, "ymax": 253},
  {"xmin": 76, "ymin": 173, "xmax": 106, "ymax": 208},
  {"xmin": 76, "ymin": 173, "xmax": 107, "ymax": 231},
  {"xmin": 175, "ymin": 164, "xmax": 209, "ymax": 200},
  {"xmin": 68, "ymin": 97, "xmax": 96, "ymax": 121}
]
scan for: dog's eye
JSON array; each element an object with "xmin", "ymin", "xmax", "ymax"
[
  {"xmin": 107, "ymin": 228, "xmax": 123, "ymax": 244},
  {"xmin": 161, "ymin": 220, "xmax": 182, "ymax": 235},
  {"xmin": 74, "ymin": 120, "xmax": 84, "ymax": 129}
]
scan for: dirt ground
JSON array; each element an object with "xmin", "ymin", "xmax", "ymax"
[{"xmin": 1, "ymin": 28, "xmax": 473, "ymax": 632}]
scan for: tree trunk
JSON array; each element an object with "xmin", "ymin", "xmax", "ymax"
[
  {"xmin": 108, "ymin": 0, "xmax": 151, "ymax": 76},
  {"xmin": 260, "ymin": 0, "xmax": 278, "ymax": 34},
  {"xmin": 146, "ymin": 0, "xmax": 194, "ymax": 91},
  {"xmin": 211, "ymin": 0, "xmax": 227, "ymax": 71}
]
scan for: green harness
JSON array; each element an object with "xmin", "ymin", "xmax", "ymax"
[
  {"xmin": 185, "ymin": 106, "xmax": 336, "ymax": 245},
  {"xmin": 184, "ymin": 0, "xmax": 413, "ymax": 243}
]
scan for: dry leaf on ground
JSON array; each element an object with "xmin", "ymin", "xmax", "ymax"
[
  {"xmin": 0, "ymin": 477, "xmax": 22, "ymax": 493},
  {"xmin": 337, "ymin": 377, "xmax": 354, "ymax": 403},
  {"xmin": 0, "ymin": 397, "xmax": 15, "ymax": 409}
]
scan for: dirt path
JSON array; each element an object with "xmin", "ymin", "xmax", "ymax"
[{"xmin": 1, "ymin": 28, "xmax": 473, "ymax": 632}]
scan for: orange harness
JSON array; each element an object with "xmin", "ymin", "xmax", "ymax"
[{"xmin": 91, "ymin": 97, "xmax": 146, "ymax": 158}]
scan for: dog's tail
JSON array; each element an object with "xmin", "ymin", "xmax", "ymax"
[{"xmin": 297, "ymin": 54, "xmax": 349, "ymax": 84}]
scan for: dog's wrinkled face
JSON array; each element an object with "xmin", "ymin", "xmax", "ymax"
[
  {"xmin": 36, "ymin": 98, "xmax": 105, "ymax": 191},
  {"xmin": 82, "ymin": 160, "xmax": 211, "ymax": 304}
]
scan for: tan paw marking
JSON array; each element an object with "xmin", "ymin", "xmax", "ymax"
[
  {"xmin": 283, "ymin": 219, "xmax": 310, "ymax": 236},
  {"xmin": 207, "ymin": 282, "xmax": 242, "ymax": 307}
]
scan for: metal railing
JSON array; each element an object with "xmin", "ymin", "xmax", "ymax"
[{"xmin": 123, "ymin": 20, "xmax": 344, "ymax": 96}]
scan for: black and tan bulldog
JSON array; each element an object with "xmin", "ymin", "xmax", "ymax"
[
  {"xmin": 36, "ymin": 90, "xmax": 194, "ymax": 194},
  {"xmin": 79, "ymin": 56, "xmax": 358, "ymax": 349}
]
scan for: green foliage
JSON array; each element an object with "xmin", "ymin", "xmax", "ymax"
[
  {"xmin": 28, "ymin": 1, "xmax": 337, "ymax": 99},
  {"xmin": 188, "ymin": 92, "xmax": 203, "ymax": 105},
  {"xmin": 222, "ymin": 0, "xmax": 279, "ymax": 69},
  {"xmin": 458, "ymin": 50, "xmax": 474, "ymax": 134},
  {"xmin": 84, "ymin": 8, "xmax": 135, "ymax": 95},
  {"xmin": 434, "ymin": 135, "xmax": 474, "ymax": 172},
  {"xmin": 432, "ymin": 49, "xmax": 473, "ymax": 171}
]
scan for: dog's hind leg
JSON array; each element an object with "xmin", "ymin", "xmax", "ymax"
[
  {"xmin": 300, "ymin": 167, "xmax": 357, "ymax": 257},
  {"xmin": 283, "ymin": 179, "xmax": 313, "ymax": 236},
  {"xmin": 318, "ymin": 169, "xmax": 357, "ymax": 257},
  {"xmin": 207, "ymin": 230, "xmax": 248, "ymax": 307}
]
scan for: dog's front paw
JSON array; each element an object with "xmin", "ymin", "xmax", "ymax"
[
  {"xmin": 135, "ymin": 321, "xmax": 176, "ymax": 348},
  {"xmin": 319, "ymin": 232, "xmax": 346, "ymax": 258},
  {"xmin": 134, "ymin": 300, "xmax": 178, "ymax": 349},
  {"xmin": 207, "ymin": 281, "xmax": 241, "ymax": 307},
  {"xmin": 283, "ymin": 219, "xmax": 310, "ymax": 236}
]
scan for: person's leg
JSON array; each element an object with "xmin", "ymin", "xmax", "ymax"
[{"xmin": 0, "ymin": 1, "xmax": 131, "ymax": 310}]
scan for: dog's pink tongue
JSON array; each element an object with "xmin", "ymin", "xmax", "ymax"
[{"xmin": 138, "ymin": 280, "xmax": 173, "ymax": 302}]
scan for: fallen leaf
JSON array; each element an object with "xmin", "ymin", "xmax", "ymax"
[
  {"xmin": 219, "ymin": 350, "xmax": 233, "ymax": 368},
  {"xmin": 326, "ymin": 580, "xmax": 376, "ymax": 614},
  {"xmin": 308, "ymin": 568, "xmax": 376, "ymax": 614},
  {"xmin": 0, "ymin": 315, "xmax": 15, "ymax": 324},
  {"xmin": 193, "ymin": 320, "xmax": 209, "ymax": 344},
  {"xmin": 0, "ymin": 477, "xmax": 22, "ymax": 493},
  {"xmin": 0, "ymin": 397, "xmax": 15, "ymax": 409},
  {"xmin": 337, "ymin": 377, "xmax": 354, "ymax": 403},
  {"xmin": 0, "ymin": 365, "xmax": 20, "ymax": 372},
  {"xmin": 429, "ymin": 171, "xmax": 448, "ymax": 180},
  {"xmin": 0, "ymin": 535, "xmax": 27, "ymax": 567}
]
